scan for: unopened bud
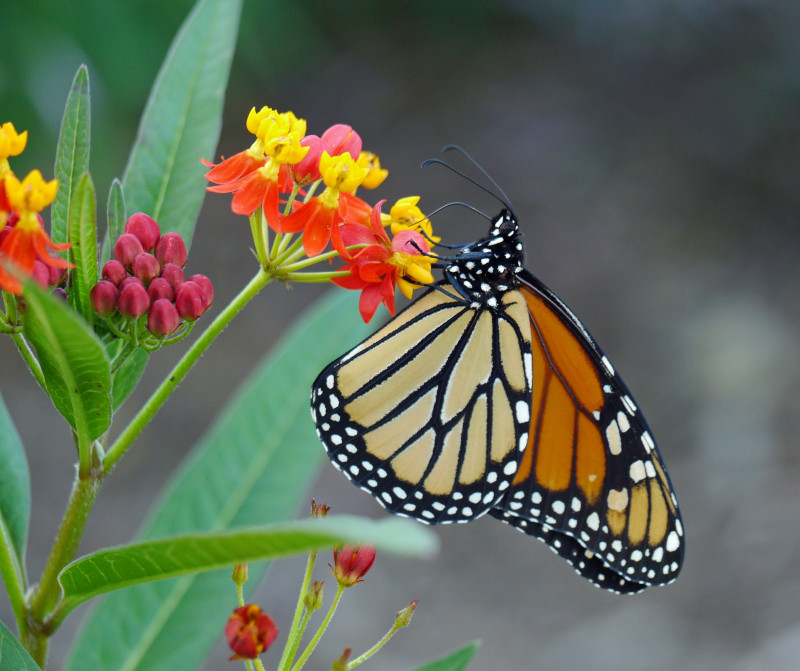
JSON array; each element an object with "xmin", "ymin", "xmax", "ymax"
[
  {"xmin": 160, "ymin": 262, "xmax": 185, "ymax": 291},
  {"xmin": 395, "ymin": 599, "xmax": 418, "ymax": 628},
  {"xmin": 124, "ymin": 212, "xmax": 161, "ymax": 252},
  {"xmin": 48, "ymin": 265, "xmax": 66, "ymax": 287},
  {"xmin": 175, "ymin": 281, "xmax": 207, "ymax": 320},
  {"xmin": 187, "ymin": 273, "xmax": 214, "ymax": 309},
  {"xmin": 311, "ymin": 500, "xmax": 330, "ymax": 518},
  {"xmin": 132, "ymin": 252, "xmax": 160, "ymax": 285},
  {"xmin": 31, "ymin": 261, "xmax": 50, "ymax": 288},
  {"xmin": 114, "ymin": 233, "xmax": 145, "ymax": 269},
  {"xmin": 147, "ymin": 277, "xmax": 174, "ymax": 302},
  {"xmin": 90, "ymin": 280, "xmax": 119, "ymax": 316},
  {"xmin": 118, "ymin": 282, "xmax": 150, "ymax": 318},
  {"xmin": 232, "ymin": 563, "xmax": 249, "ymax": 586},
  {"xmin": 155, "ymin": 232, "xmax": 187, "ymax": 267},
  {"xmin": 119, "ymin": 276, "xmax": 145, "ymax": 291},
  {"xmin": 102, "ymin": 259, "xmax": 127, "ymax": 286},
  {"xmin": 147, "ymin": 298, "xmax": 179, "ymax": 336}
]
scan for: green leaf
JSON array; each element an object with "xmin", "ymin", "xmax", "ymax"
[
  {"xmin": 0, "ymin": 391, "xmax": 30, "ymax": 630},
  {"xmin": 0, "ymin": 392, "xmax": 29, "ymax": 566},
  {"xmin": 110, "ymin": 345, "xmax": 148, "ymax": 411},
  {"xmin": 67, "ymin": 173, "xmax": 98, "ymax": 325},
  {"xmin": 52, "ymin": 65, "xmax": 91, "ymax": 247},
  {"xmin": 58, "ymin": 517, "xmax": 436, "ymax": 616},
  {"xmin": 65, "ymin": 289, "xmax": 375, "ymax": 671},
  {"xmin": 22, "ymin": 281, "xmax": 111, "ymax": 456},
  {"xmin": 0, "ymin": 620, "xmax": 40, "ymax": 671},
  {"xmin": 121, "ymin": 0, "xmax": 242, "ymax": 251},
  {"xmin": 413, "ymin": 642, "xmax": 481, "ymax": 671},
  {"xmin": 100, "ymin": 178, "xmax": 126, "ymax": 265}
]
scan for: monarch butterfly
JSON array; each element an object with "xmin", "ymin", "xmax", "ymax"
[{"xmin": 311, "ymin": 206, "xmax": 684, "ymax": 593}]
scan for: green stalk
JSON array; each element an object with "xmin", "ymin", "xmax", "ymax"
[
  {"xmin": 0, "ymin": 516, "xmax": 27, "ymax": 633},
  {"xmin": 276, "ymin": 550, "xmax": 318, "ymax": 671},
  {"xmin": 103, "ymin": 268, "xmax": 272, "ymax": 472},
  {"xmin": 289, "ymin": 584, "xmax": 345, "ymax": 671},
  {"xmin": 11, "ymin": 332, "xmax": 46, "ymax": 390}
]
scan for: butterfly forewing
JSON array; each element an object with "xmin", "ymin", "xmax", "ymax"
[
  {"xmin": 312, "ymin": 283, "xmax": 533, "ymax": 524},
  {"xmin": 489, "ymin": 271, "xmax": 684, "ymax": 592}
]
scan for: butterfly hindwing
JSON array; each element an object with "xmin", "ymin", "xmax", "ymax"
[
  {"xmin": 489, "ymin": 270, "xmax": 684, "ymax": 591},
  {"xmin": 312, "ymin": 282, "xmax": 533, "ymax": 524}
]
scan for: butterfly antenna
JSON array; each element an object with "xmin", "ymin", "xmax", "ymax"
[
  {"xmin": 443, "ymin": 144, "xmax": 515, "ymax": 214},
  {"xmin": 421, "ymin": 157, "xmax": 512, "ymax": 214}
]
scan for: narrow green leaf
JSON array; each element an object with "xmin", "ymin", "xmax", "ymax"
[
  {"xmin": 58, "ymin": 517, "xmax": 436, "ymax": 616},
  {"xmin": 67, "ymin": 173, "xmax": 98, "ymax": 325},
  {"xmin": 0, "ymin": 620, "xmax": 40, "ymax": 671},
  {"xmin": 121, "ymin": 0, "xmax": 242, "ymax": 250},
  {"xmin": 52, "ymin": 65, "xmax": 91, "ymax": 247},
  {"xmin": 22, "ymin": 281, "xmax": 111, "ymax": 453},
  {"xmin": 413, "ymin": 642, "xmax": 481, "ymax": 671},
  {"xmin": 0, "ymin": 391, "xmax": 29, "ymax": 565},
  {"xmin": 100, "ymin": 178, "xmax": 126, "ymax": 265},
  {"xmin": 65, "ymin": 289, "xmax": 375, "ymax": 671},
  {"xmin": 0, "ymin": 391, "xmax": 30, "ymax": 630}
]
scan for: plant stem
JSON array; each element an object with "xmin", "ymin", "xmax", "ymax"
[
  {"xmin": 0, "ymin": 517, "xmax": 27, "ymax": 633},
  {"xmin": 11, "ymin": 332, "xmax": 46, "ymax": 390},
  {"xmin": 103, "ymin": 268, "xmax": 272, "ymax": 472},
  {"xmin": 25, "ymin": 472, "xmax": 103, "ymax": 665},
  {"xmin": 346, "ymin": 621, "xmax": 402, "ymax": 668},
  {"xmin": 276, "ymin": 550, "xmax": 318, "ymax": 671},
  {"xmin": 289, "ymin": 584, "xmax": 345, "ymax": 671}
]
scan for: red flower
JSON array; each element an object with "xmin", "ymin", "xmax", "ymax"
[
  {"xmin": 203, "ymin": 149, "xmax": 265, "ymax": 186},
  {"xmin": 225, "ymin": 604, "xmax": 279, "ymax": 660},
  {"xmin": 331, "ymin": 544, "xmax": 376, "ymax": 587},
  {"xmin": 0, "ymin": 213, "xmax": 71, "ymax": 294},
  {"xmin": 332, "ymin": 202, "xmax": 432, "ymax": 323}
]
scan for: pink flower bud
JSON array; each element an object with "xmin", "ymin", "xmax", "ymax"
[
  {"xmin": 31, "ymin": 261, "xmax": 50, "ymax": 288},
  {"xmin": 90, "ymin": 280, "xmax": 119, "ymax": 316},
  {"xmin": 147, "ymin": 298, "xmax": 180, "ymax": 337},
  {"xmin": 175, "ymin": 281, "xmax": 207, "ymax": 320},
  {"xmin": 187, "ymin": 274, "xmax": 213, "ymax": 309},
  {"xmin": 160, "ymin": 262, "xmax": 185, "ymax": 291},
  {"xmin": 114, "ymin": 233, "xmax": 145, "ymax": 269},
  {"xmin": 291, "ymin": 134, "xmax": 326, "ymax": 185},
  {"xmin": 155, "ymin": 232, "xmax": 187, "ymax": 267},
  {"xmin": 331, "ymin": 544, "xmax": 376, "ymax": 587},
  {"xmin": 48, "ymin": 265, "xmax": 66, "ymax": 287},
  {"xmin": 132, "ymin": 252, "xmax": 160, "ymax": 285},
  {"xmin": 119, "ymin": 276, "xmax": 145, "ymax": 291},
  {"xmin": 102, "ymin": 259, "xmax": 127, "ymax": 286},
  {"xmin": 118, "ymin": 282, "xmax": 150, "ymax": 318},
  {"xmin": 147, "ymin": 277, "xmax": 174, "ymax": 302},
  {"xmin": 322, "ymin": 124, "xmax": 362, "ymax": 158},
  {"xmin": 124, "ymin": 213, "xmax": 161, "ymax": 252}
]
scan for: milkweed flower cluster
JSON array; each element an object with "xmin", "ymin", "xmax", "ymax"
[
  {"xmin": 90, "ymin": 213, "xmax": 214, "ymax": 347},
  {"xmin": 204, "ymin": 106, "xmax": 438, "ymax": 322},
  {"xmin": 0, "ymin": 122, "xmax": 72, "ymax": 295}
]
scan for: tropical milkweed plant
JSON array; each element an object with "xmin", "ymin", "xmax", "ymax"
[{"xmin": 0, "ymin": 0, "xmax": 481, "ymax": 669}]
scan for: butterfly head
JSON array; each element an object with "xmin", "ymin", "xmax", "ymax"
[{"xmin": 444, "ymin": 209, "xmax": 524, "ymax": 306}]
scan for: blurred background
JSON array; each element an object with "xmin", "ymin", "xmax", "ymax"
[{"xmin": 2, "ymin": 0, "xmax": 800, "ymax": 668}]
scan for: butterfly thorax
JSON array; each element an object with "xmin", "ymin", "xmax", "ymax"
[{"xmin": 444, "ymin": 209, "xmax": 524, "ymax": 308}]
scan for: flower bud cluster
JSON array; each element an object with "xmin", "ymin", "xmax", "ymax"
[{"xmin": 90, "ymin": 213, "xmax": 213, "ymax": 342}]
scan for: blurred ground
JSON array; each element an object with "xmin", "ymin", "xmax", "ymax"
[{"xmin": 2, "ymin": 1, "xmax": 800, "ymax": 669}]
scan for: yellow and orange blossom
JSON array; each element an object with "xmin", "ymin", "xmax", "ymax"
[{"xmin": 0, "ymin": 170, "xmax": 71, "ymax": 294}]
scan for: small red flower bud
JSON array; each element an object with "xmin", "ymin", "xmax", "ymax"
[
  {"xmin": 225, "ymin": 604, "xmax": 278, "ymax": 661},
  {"xmin": 331, "ymin": 544, "xmax": 376, "ymax": 587},
  {"xmin": 90, "ymin": 280, "xmax": 119, "ymax": 316},
  {"xmin": 48, "ymin": 265, "xmax": 66, "ymax": 287},
  {"xmin": 118, "ymin": 282, "xmax": 150, "ymax": 318},
  {"xmin": 31, "ymin": 260, "xmax": 50, "ymax": 288},
  {"xmin": 155, "ymin": 232, "xmax": 187, "ymax": 267},
  {"xmin": 187, "ymin": 273, "xmax": 213, "ymax": 309},
  {"xmin": 147, "ymin": 298, "xmax": 180, "ymax": 336},
  {"xmin": 291, "ymin": 134, "xmax": 326, "ymax": 185},
  {"xmin": 132, "ymin": 252, "xmax": 160, "ymax": 286},
  {"xmin": 119, "ymin": 276, "xmax": 145, "ymax": 291},
  {"xmin": 102, "ymin": 259, "xmax": 127, "ymax": 287},
  {"xmin": 114, "ymin": 233, "xmax": 145, "ymax": 269},
  {"xmin": 160, "ymin": 262, "xmax": 185, "ymax": 291},
  {"xmin": 124, "ymin": 212, "xmax": 161, "ymax": 252},
  {"xmin": 175, "ymin": 281, "xmax": 207, "ymax": 320},
  {"xmin": 147, "ymin": 277, "xmax": 174, "ymax": 302}
]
